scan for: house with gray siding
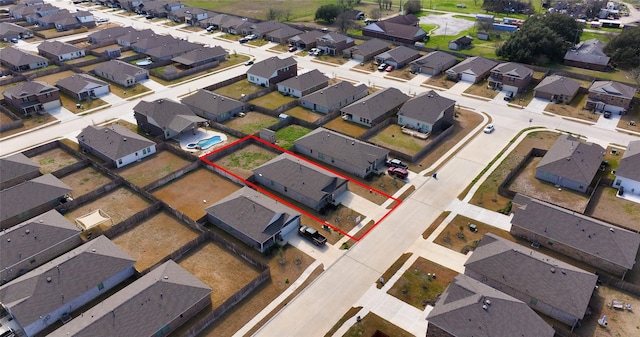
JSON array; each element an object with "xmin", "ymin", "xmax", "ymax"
[
  {"xmin": 77, "ymin": 125, "xmax": 157, "ymax": 169},
  {"xmin": 535, "ymin": 134, "xmax": 605, "ymax": 193},
  {"xmin": 341, "ymin": 87, "xmax": 409, "ymax": 127},
  {"xmin": 299, "ymin": 81, "xmax": 368, "ymax": 114},
  {"xmin": 374, "ymin": 46, "xmax": 421, "ymax": 69},
  {"xmin": 206, "ymin": 187, "xmax": 302, "ymax": 252},
  {"xmin": 511, "ymin": 194, "xmax": 640, "ymax": 278},
  {"xmin": 171, "ymin": 46, "xmax": 227, "ymax": 68},
  {"xmin": 397, "ymin": 90, "xmax": 455, "ymax": 133},
  {"xmin": 0, "ymin": 153, "xmax": 40, "ymax": 190},
  {"xmin": 37, "ymin": 40, "xmax": 85, "ymax": 61},
  {"xmin": 277, "ymin": 69, "xmax": 329, "ymax": 98},
  {"xmin": 343, "ymin": 38, "xmax": 390, "ymax": 62},
  {"xmin": 247, "ymin": 56, "xmax": 297, "ymax": 87},
  {"xmin": 0, "ymin": 236, "xmax": 136, "ymax": 337},
  {"xmin": 410, "ymin": 51, "xmax": 457, "ymax": 75},
  {"xmin": 446, "ymin": 56, "xmax": 497, "ymax": 83},
  {"xmin": 48, "ymin": 260, "xmax": 211, "ymax": 337},
  {"xmin": 181, "ymin": 89, "xmax": 244, "ymax": 122},
  {"xmin": 534, "ymin": 75, "xmax": 581, "ymax": 104},
  {"xmin": 133, "ymin": 98, "xmax": 206, "ymax": 140},
  {"xmin": 56, "ymin": 73, "xmax": 110, "ymax": 101},
  {"xmin": 293, "ymin": 128, "xmax": 388, "ymax": 178},
  {"xmin": 614, "ymin": 140, "xmax": 640, "ymax": 197},
  {"xmin": 0, "ymin": 46, "xmax": 48, "ymax": 72},
  {"xmin": 0, "ymin": 22, "xmax": 33, "ymax": 41},
  {"xmin": 93, "ymin": 59, "xmax": 149, "ymax": 87},
  {"xmin": 253, "ymin": 153, "xmax": 348, "ymax": 211}
]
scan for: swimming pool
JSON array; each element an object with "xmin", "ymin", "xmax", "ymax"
[
  {"xmin": 136, "ymin": 59, "xmax": 152, "ymax": 66},
  {"xmin": 187, "ymin": 135, "xmax": 223, "ymax": 150}
]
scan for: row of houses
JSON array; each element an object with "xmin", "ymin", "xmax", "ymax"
[{"xmin": 8, "ymin": 1, "xmax": 96, "ymax": 31}]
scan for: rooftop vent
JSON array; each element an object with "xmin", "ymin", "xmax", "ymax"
[
  {"xmin": 46, "ymin": 277, "xmax": 52, "ymax": 282},
  {"xmin": 482, "ymin": 305, "xmax": 488, "ymax": 310},
  {"xmin": 485, "ymin": 299, "xmax": 491, "ymax": 306},
  {"xmin": 25, "ymin": 229, "xmax": 30, "ymax": 234},
  {"xmin": 163, "ymin": 275, "xmax": 169, "ymax": 280},
  {"xmin": 610, "ymin": 228, "xmax": 615, "ymax": 232},
  {"xmin": 550, "ymin": 267, "xmax": 556, "ymax": 273}
]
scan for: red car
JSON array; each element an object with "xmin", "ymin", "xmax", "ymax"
[
  {"xmin": 385, "ymin": 65, "xmax": 394, "ymax": 72},
  {"xmin": 388, "ymin": 167, "xmax": 408, "ymax": 179}
]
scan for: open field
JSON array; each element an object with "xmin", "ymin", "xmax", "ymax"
[
  {"xmin": 342, "ymin": 312, "xmax": 414, "ymax": 337},
  {"xmin": 587, "ymin": 186, "xmax": 640, "ymax": 232},
  {"xmin": 223, "ymin": 111, "xmax": 279, "ymax": 135},
  {"xmin": 283, "ymin": 106, "xmax": 325, "ymax": 123},
  {"xmin": 63, "ymin": 186, "xmax": 152, "ymax": 225},
  {"xmin": 112, "ymin": 211, "xmax": 200, "ymax": 271},
  {"xmin": 214, "ymin": 80, "xmax": 264, "ymax": 100},
  {"xmin": 434, "ymin": 215, "xmax": 516, "ymax": 254},
  {"xmin": 323, "ymin": 117, "xmax": 368, "ymax": 138},
  {"xmin": 59, "ymin": 166, "xmax": 113, "ymax": 197},
  {"xmin": 249, "ymin": 91, "xmax": 295, "ymax": 110},
  {"xmin": 117, "ymin": 150, "xmax": 192, "ymax": 187},
  {"xmin": 30, "ymin": 147, "xmax": 79, "ymax": 173},
  {"xmin": 214, "ymin": 143, "xmax": 279, "ymax": 179},
  {"xmin": 152, "ymin": 168, "xmax": 243, "ymax": 220}
]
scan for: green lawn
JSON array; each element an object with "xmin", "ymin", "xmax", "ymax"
[
  {"xmin": 275, "ymin": 125, "xmax": 312, "ymax": 150},
  {"xmin": 249, "ymin": 91, "xmax": 295, "ymax": 110}
]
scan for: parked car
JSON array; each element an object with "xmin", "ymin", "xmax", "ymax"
[
  {"xmin": 378, "ymin": 63, "xmax": 387, "ymax": 71},
  {"xmin": 244, "ymin": 34, "xmax": 258, "ymax": 40},
  {"xmin": 309, "ymin": 48, "xmax": 320, "ymax": 56},
  {"xmin": 483, "ymin": 124, "xmax": 495, "ymax": 133},
  {"xmin": 206, "ymin": 26, "xmax": 216, "ymax": 32},
  {"xmin": 603, "ymin": 111, "xmax": 612, "ymax": 118},
  {"xmin": 288, "ymin": 46, "xmax": 297, "ymax": 52},
  {"xmin": 244, "ymin": 60, "xmax": 254, "ymax": 66},
  {"xmin": 456, "ymin": 4, "xmax": 467, "ymax": 8},
  {"xmin": 503, "ymin": 92, "xmax": 514, "ymax": 101},
  {"xmin": 385, "ymin": 158, "xmax": 408, "ymax": 169},
  {"xmin": 95, "ymin": 17, "xmax": 109, "ymax": 23},
  {"xmin": 385, "ymin": 65, "xmax": 394, "ymax": 72},
  {"xmin": 388, "ymin": 167, "xmax": 408, "ymax": 179},
  {"xmin": 239, "ymin": 38, "xmax": 249, "ymax": 44},
  {"xmin": 298, "ymin": 225, "xmax": 327, "ymax": 246},
  {"xmin": 10, "ymin": 38, "xmax": 18, "ymax": 43},
  {"xmin": 145, "ymin": 15, "xmax": 154, "ymax": 19}
]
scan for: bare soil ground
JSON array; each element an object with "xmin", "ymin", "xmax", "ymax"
[
  {"xmin": 283, "ymin": 106, "xmax": 325, "ymax": 123},
  {"xmin": 213, "ymin": 144, "xmax": 279, "ymax": 180},
  {"xmin": 617, "ymin": 100, "xmax": 640, "ymax": 133},
  {"xmin": 152, "ymin": 168, "xmax": 243, "ymax": 221},
  {"xmin": 214, "ymin": 80, "xmax": 264, "ymax": 100},
  {"xmin": 248, "ymin": 91, "xmax": 295, "ymax": 110},
  {"xmin": 575, "ymin": 285, "xmax": 640, "ymax": 337},
  {"xmin": 178, "ymin": 241, "xmax": 260, "ymax": 307},
  {"xmin": 33, "ymin": 70, "xmax": 77, "ymax": 86},
  {"xmin": 63, "ymin": 186, "xmax": 152, "ymax": 225},
  {"xmin": 112, "ymin": 211, "xmax": 200, "ymax": 271},
  {"xmin": 378, "ymin": 253, "xmax": 413, "ymax": 289},
  {"xmin": 323, "ymin": 117, "xmax": 368, "ymax": 138},
  {"xmin": 342, "ymin": 312, "xmax": 414, "ymax": 337},
  {"xmin": 298, "ymin": 204, "xmax": 363, "ymax": 245},
  {"xmin": 434, "ymin": 215, "xmax": 516, "ymax": 254},
  {"xmin": 223, "ymin": 112, "xmax": 279, "ymax": 135},
  {"xmin": 423, "ymin": 73, "xmax": 457, "ymax": 90},
  {"xmin": 587, "ymin": 186, "xmax": 640, "ymax": 232},
  {"xmin": 545, "ymin": 93, "xmax": 598, "ymax": 122},
  {"xmin": 0, "ymin": 110, "xmax": 14, "ymax": 124},
  {"xmin": 464, "ymin": 79, "xmax": 499, "ymax": 99},
  {"xmin": 29, "ymin": 147, "xmax": 79, "ymax": 174},
  {"xmin": 0, "ymin": 111, "xmax": 56, "ymax": 138},
  {"xmin": 117, "ymin": 151, "xmax": 192, "ymax": 187},
  {"xmin": 59, "ymin": 166, "xmax": 113, "ymax": 197}
]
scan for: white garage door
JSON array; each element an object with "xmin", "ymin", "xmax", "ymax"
[{"xmin": 460, "ymin": 73, "xmax": 476, "ymax": 82}]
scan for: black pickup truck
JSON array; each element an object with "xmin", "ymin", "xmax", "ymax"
[
  {"xmin": 385, "ymin": 158, "xmax": 408, "ymax": 169},
  {"xmin": 298, "ymin": 225, "xmax": 327, "ymax": 246}
]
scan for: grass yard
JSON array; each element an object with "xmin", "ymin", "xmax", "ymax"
[
  {"xmin": 424, "ymin": 73, "xmax": 458, "ymax": 90},
  {"xmin": 368, "ymin": 124, "xmax": 429, "ymax": 155},
  {"xmin": 117, "ymin": 150, "xmax": 192, "ymax": 187},
  {"xmin": 275, "ymin": 125, "xmax": 312, "ymax": 150},
  {"xmin": 617, "ymin": 101, "xmax": 640, "ymax": 133},
  {"xmin": 152, "ymin": 168, "xmax": 243, "ymax": 221},
  {"xmin": 249, "ymin": 91, "xmax": 295, "ymax": 110},
  {"xmin": 32, "ymin": 70, "xmax": 77, "ymax": 86},
  {"xmin": 434, "ymin": 215, "xmax": 516, "ymax": 254},
  {"xmin": 387, "ymin": 257, "xmax": 459, "ymax": 310},
  {"xmin": 464, "ymin": 79, "xmax": 499, "ymax": 99},
  {"xmin": 59, "ymin": 94, "xmax": 108, "ymax": 114},
  {"xmin": 283, "ymin": 106, "xmax": 325, "ymax": 123},
  {"xmin": 423, "ymin": 211, "xmax": 450, "ymax": 239},
  {"xmin": 377, "ymin": 253, "xmax": 413, "ymax": 289},
  {"xmin": 223, "ymin": 111, "xmax": 279, "ymax": 135},
  {"xmin": 587, "ymin": 186, "xmax": 640, "ymax": 233},
  {"xmin": 64, "ymin": 187, "xmax": 152, "ymax": 225},
  {"xmin": 546, "ymin": 63, "xmax": 636, "ymax": 85},
  {"xmin": 214, "ymin": 144, "xmax": 279, "ymax": 179},
  {"xmin": 323, "ymin": 117, "xmax": 368, "ymax": 138},
  {"xmin": 112, "ymin": 211, "xmax": 200, "ymax": 271},
  {"xmin": 314, "ymin": 54, "xmax": 349, "ymax": 65},
  {"xmin": 214, "ymin": 80, "xmax": 264, "ymax": 100},
  {"xmin": 544, "ymin": 92, "xmax": 599, "ymax": 122},
  {"xmin": 342, "ymin": 312, "xmax": 414, "ymax": 337},
  {"xmin": 30, "ymin": 147, "xmax": 79, "ymax": 174},
  {"xmin": 296, "ymin": 203, "xmax": 364, "ymax": 245},
  {"xmin": 59, "ymin": 166, "xmax": 113, "ymax": 197},
  {"xmin": 325, "ymin": 307, "xmax": 363, "ymax": 337},
  {"xmin": 108, "ymin": 82, "xmax": 151, "ymax": 99}
]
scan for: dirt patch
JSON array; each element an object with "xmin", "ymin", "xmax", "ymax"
[
  {"xmin": 574, "ymin": 285, "xmax": 640, "ymax": 337},
  {"xmin": 112, "ymin": 211, "xmax": 200, "ymax": 271},
  {"xmin": 378, "ymin": 253, "xmax": 413, "ymax": 289},
  {"xmin": 284, "ymin": 106, "xmax": 325, "ymax": 123},
  {"xmin": 545, "ymin": 92, "xmax": 599, "ymax": 122},
  {"xmin": 214, "ymin": 80, "xmax": 264, "ymax": 100},
  {"xmin": 59, "ymin": 166, "xmax": 113, "ymax": 197},
  {"xmin": 33, "ymin": 70, "xmax": 77, "ymax": 86},
  {"xmin": 587, "ymin": 186, "xmax": 640, "ymax": 232},
  {"xmin": 464, "ymin": 79, "xmax": 499, "ymax": 99},
  {"xmin": 223, "ymin": 112, "xmax": 279, "ymax": 135},
  {"xmin": 323, "ymin": 116, "xmax": 368, "ymax": 138},
  {"xmin": 63, "ymin": 186, "xmax": 151, "ymax": 225},
  {"xmin": 117, "ymin": 150, "xmax": 192, "ymax": 187},
  {"xmin": 152, "ymin": 168, "xmax": 243, "ymax": 221},
  {"xmin": 423, "ymin": 73, "xmax": 457, "ymax": 90},
  {"xmin": 434, "ymin": 215, "xmax": 515, "ymax": 254},
  {"xmin": 249, "ymin": 91, "xmax": 295, "ymax": 110},
  {"xmin": 29, "ymin": 147, "xmax": 79, "ymax": 174},
  {"xmin": 343, "ymin": 312, "xmax": 414, "ymax": 337},
  {"xmin": 214, "ymin": 144, "xmax": 279, "ymax": 180}
]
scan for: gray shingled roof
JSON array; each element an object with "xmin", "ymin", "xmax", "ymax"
[
  {"xmin": 464, "ymin": 233, "xmax": 598, "ymax": 320},
  {"xmin": 0, "ymin": 236, "xmax": 135, "ymax": 329},
  {"xmin": 117, "ymin": 28, "xmax": 156, "ymax": 45},
  {"xmin": 253, "ymin": 153, "xmax": 347, "ymax": 204},
  {"xmin": 267, "ymin": 25, "xmax": 303, "ymax": 39},
  {"xmin": 171, "ymin": 46, "xmax": 227, "ymax": 66},
  {"xmin": 564, "ymin": 39, "xmax": 610, "ymax": 66},
  {"xmin": 181, "ymin": 89, "xmax": 243, "ymax": 117},
  {"xmin": 491, "ymin": 62, "xmax": 533, "ymax": 79},
  {"xmin": 300, "ymin": 81, "xmax": 368, "ymax": 108},
  {"xmin": 0, "ymin": 153, "xmax": 40, "ymax": 187},
  {"xmin": 0, "ymin": 22, "xmax": 31, "ymax": 36},
  {"xmin": 0, "ymin": 174, "xmax": 71, "ymax": 224},
  {"xmin": 512, "ymin": 194, "xmax": 640, "ymax": 271},
  {"xmin": 617, "ymin": 140, "xmax": 640, "ymax": 181},
  {"xmin": 347, "ymin": 38, "xmax": 389, "ymax": 56},
  {"xmin": 536, "ymin": 134, "xmax": 605, "ymax": 186},
  {"xmin": 145, "ymin": 40, "xmax": 201, "ymax": 60},
  {"xmin": 3, "ymin": 81, "xmax": 58, "ymax": 100},
  {"xmin": 411, "ymin": 51, "xmax": 457, "ymax": 68},
  {"xmin": 93, "ymin": 60, "xmax": 147, "ymax": 83},
  {"xmin": 206, "ymin": 187, "xmax": 301, "ymax": 244},
  {"xmin": 56, "ymin": 73, "xmax": 108, "ymax": 94},
  {"xmin": 427, "ymin": 274, "xmax": 555, "ymax": 337},
  {"xmin": 589, "ymin": 80, "xmax": 637, "ymax": 100},
  {"xmin": 363, "ymin": 21, "xmax": 426, "ymax": 41},
  {"xmin": 397, "ymin": 90, "xmax": 455, "ymax": 124},
  {"xmin": 277, "ymin": 69, "xmax": 329, "ymax": 93},
  {"xmin": 133, "ymin": 98, "xmax": 206, "ymax": 134},
  {"xmin": 375, "ymin": 45, "xmax": 420, "ymax": 64},
  {"xmin": 317, "ymin": 31, "xmax": 352, "ymax": 44},
  {"xmin": 294, "ymin": 128, "xmax": 388, "ymax": 172},
  {"xmin": 247, "ymin": 56, "xmax": 296, "ymax": 79},
  {"xmin": 289, "ymin": 30, "xmax": 325, "ymax": 44},
  {"xmin": 37, "ymin": 40, "xmax": 83, "ymax": 56},
  {"xmin": 77, "ymin": 124, "xmax": 156, "ymax": 162},
  {"xmin": 341, "ymin": 87, "xmax": 409, "ymax": 121},
  {"xmin": 48, "ymin": 260, "xmax": 211, "ymax": 337},
  {"xmin": 448, "ymin": 56, "xmax": 498, "ymax": 77},
  {"xmin": 534, "ymin": 75, "xmax": 581, "ymax": 97},
  {"xmin": 87, "ymin": 26, "xmax": 136, "ymax": 42},
  {"xmin": 0, "ymin": 210, "xmax": 80, "ymax": 282}
]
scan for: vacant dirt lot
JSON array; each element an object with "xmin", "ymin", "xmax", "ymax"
[
  {"xmin": 575, "ymin": 285, "xmax": 640, "ymax": 337},
  {"xmin": 112, "ymin": 211, "xmax": 200, "ymax": 271},
  {"xmin": 435, "ymin": 215, "xmax": 515, "ymax": 254},
  {"xmin": 152, "ymin": 168, "xmax": 243, "ymax": 221},
  {"xmin": 30, "ymin": 147, "xmax": 79, "ymax": 174},
  {"xmin": 214, "ymin": 144, "xmax": 279, "ymax": 180},
  {"xmin": 117, "ymin": 150, "xmax": 192, "ymax": 187},
  {"xmin": 33, "ymin": 70, "xmax": 77, "ymax": 86},
  {"xmin": 388, "ymin": 257, "xmax": 459, "ymax": 309},
  {"xmin": 223, "ymin": 112, "xmax": 279, "ymax": 135},
  {"xmin": 587, "ymin": 186, "xmax": 640, "ymax": 232},
  {"xmin": 64, "ymin": 186, "xmax": 152, "ymax": 225},
  {"xmin": 59, "ymin": 166, "xmax": 113, "ymax": 197}
]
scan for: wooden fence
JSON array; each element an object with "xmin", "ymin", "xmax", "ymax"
[
  {"xmin": 497, "ymin": 148, "xmax": 547, "ymax": 198},
  {"xmin": 0, "ymin": 103, "xmax": 23, "ymax": 133}
]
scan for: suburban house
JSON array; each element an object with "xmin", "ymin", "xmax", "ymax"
[
  {"xmin": 464, "ymin": 233, "xmax": 598, "ymax": 328},
  {"xmin": 0, "ymin": 22, "xmax": 33, "ymax": 41},
  {"xmin": 0, "ymin": 173, "xmax": 71, "ymax": 229},
  {"xmin": 535, "ymin": 134, "xmax": 605, "ymax": 193},
  {"xmin": 87, "ymin": 26, "xmax": 136, "ymax": 44},
  {"xmin": 0, "ymin": 46, "xmax": 48, "ymax": 71},
  {"xmin": 246, "ymin": 56, "xmax": 297, "ymax": 87},
  {"xmin": 276, "ymin": 69, "xmax": 329, "ymax": 98},
  {"xmin": 384, "ymin": 14, "xmax": 419, "ymax": 26},
  {"xmin": 206, "ymin": 187, "xmax": 302, "ymax": 253},
  {"xmin": 143, "ymin": 40, "xmax": 202, "ymax": 62},
  {"xmin": 48, "ymin": 260, "xmax": 211, "ymax": 337},
  {"xmin": 343, "ymin": 38, "xmax": 390, "ymax": 62},
  {"xmin": 397, "ymin": 90, "xmax": 456, "ymax": 133},
  {"xmin": 425, "ymin": 274, "xmax": 555, "ymax": 337},
  {"xmin": 10, "ymin": 3, "xmax": 58, "ymax": 21},
  {"xmin": 409, "ymin": 51, "xmax": 458, "ymax": 75},
  {"xmin": 362, "ymin": 21, "xmax": 427, "ymax": 44},
  {"xmin": 56, "ymin": 73, "xmax": 110, "ymax": 101},
  {"xmin": 585, "ymin": 80, "xmax": 637, "ymax": 114},
  {"xmin": 133, "ymin": 98, "xmax": 206, "ymax": 140},
  {"xmin": 0, "ymin": 210, "xmax": 82, "ymax": 285},
  {"xmin": 116, "ymin": 28, "xmax": 156, "ymax": 47},
  {"xmin": 341, "ymin": 87, "xmax": 409, "ymax": 127},
  {"xmin": 0, "ymin": 153, "xmax": 40, "ymax": 190},
  {"xmin": 564, "ymin": 39, "xmax": 610, "ymax": 71},
  {"xmin": 171, "ymin": 46, "xmax": 227, "ymax": 68},
  {"xmin": 614, "ymin": 140, "xmax": 640, "ymax": 197},
  {"xmin": 93, "ymin": 59, "xmax": 149, "ymax": 87},
  {"xmin": 293, "ymin": 128, "xmax": 389, "ymax": 178},
  {"xmin": 77, "ymin": 125, "xmax": 157, "ymax": 169},
  {"xmin": 374, "ymin": 46, "xmax": 421, "ymax": 69},
  {"xmin": 244, "ymin": 20, "xmax": 288, "ymax": 38},
  {"xmin": 53, "ymin": 11, "xmax": 95, "ymax": 31},
  {"xmin": 181, "ymin": 89, "xmax": 244, "ymax": 122},
  {"xmin": 487, "ymin": 62, "xmax": 534, "ymax": 94},
  {"xmin": 288, "ymin": 30, "xmax": 325, "ymax": 50},
  {"xmin": 533, "ymin": 75, "xmax": 581, "ymax": 104},
  {"xmin": 265, "ymin": 25, "xmax": 304, "ymax": 44},
  {"xmin": 315, "ymin": 32, "xmax": 355, "ymax": 56},
  {"xmin": 299, "ymin": 81, "xmax": 368, "ymax": 114},
  {"xmin": 446, "ymin": 56, "xmax": 498, "ymax": 83},
  {"xmin": 253, "ymin": 153, "xmax": 348, "ymax": 211},
  {"xmin": 3, "ymin": 81, "xmax": 61, "ymax": 116},
  {"xmin": 37, "ymin": 40, "xmax": 85, "ymax": 61},
  {"xmin": 448, "ymin": 36, "xmax": 473, "ymax": 50},
  {"xmin": 0, "ymin": 236, "xmax": 136, "ymax": 337},
  {"xmin": 202, "ymin": 13, "xmax": 246, "ymax": 33},
  {"xmin": 185, "ymin": 8, "xmax": 211, "ymax": 25},
  {"xmin": 511, "ymin": 194, "xmax": 640, "ymax": 278}
]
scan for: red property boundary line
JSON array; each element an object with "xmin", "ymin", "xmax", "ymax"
[{"xmin": 199, "ymin": 135, "xmax": 402, "ymax": 242}]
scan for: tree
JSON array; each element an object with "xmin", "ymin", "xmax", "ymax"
[
  {"xmin": 335, "ymin": 12, "xmax": 356, "ymax": 33},
  {"xmin": 370, "ymin": 8, "xmax": 382, "ymax": 20},
  {"xmin": 267, "ymin": 8, "xmax": 282, "ymax": 21},
  {"xmin": 283, "ymin": 8, "xmax": 292, "ymax": 22},
  {"xmin": 604, "ymin": 27, "xmax": 640, "ymax": 68},
  {"xmin": 404, "ymin": 0, "xmax": 421, "ymax": 14},
  {"xmin": 315, "ymin": 4, "xmax": 343, "ymax": 23}
]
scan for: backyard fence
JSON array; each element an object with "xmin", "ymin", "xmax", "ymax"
[
  {"xmin": 101, "ymin": 202, "xmax": 162, "ymax": 238},
  {"xmin": 497, "ymin": 148, "xmax": 547, "ymax": 199},
  {"xmin": 0, "ymin": 103, "xmax": 23, "ymax": 133}
]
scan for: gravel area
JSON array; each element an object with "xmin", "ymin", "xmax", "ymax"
[{"xmin": 420, "ymin": 13, "xmax": 475, "ymax": 36}]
